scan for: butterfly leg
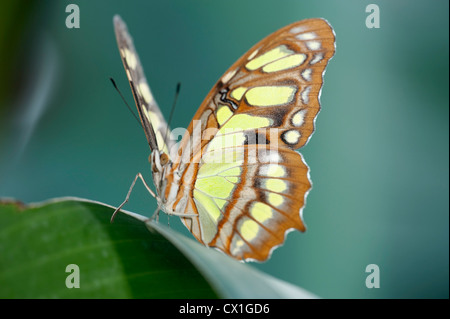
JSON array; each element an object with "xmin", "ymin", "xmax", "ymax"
[
  {"xmin": 110, "ymin": 172, "xmax": 156, "ymax": 222},
  {"xmin": 151, "ymin": 205, "xmax": 160, "ymax": 222}
]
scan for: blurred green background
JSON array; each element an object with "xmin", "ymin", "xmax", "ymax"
[{"xmin": 0, "ymin": 0, "xmax": 448, "ymax": 298}]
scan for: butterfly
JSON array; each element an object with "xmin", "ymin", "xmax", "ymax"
[{"xmin": 112, "ymin": 15, "xmax": 335, "ymax": 262}]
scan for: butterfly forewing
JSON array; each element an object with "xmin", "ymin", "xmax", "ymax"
[
  {"xmin": 174, "ymin": 18, "xmax": 335, "ymax": 162},
  {"xmin": 114, "ymin": 15, "xmax": 175, "ymax": 156}
]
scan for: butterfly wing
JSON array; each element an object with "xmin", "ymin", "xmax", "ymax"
[
  {"xmin": 114, "ymin": 15, "xmax": 175, "ymax": 156},
  {"xmin": 167, "ymin": 19, "xmax": 335, "ymax": 261}
]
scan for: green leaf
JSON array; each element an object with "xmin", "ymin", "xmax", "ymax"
[{"xmin": 0, "ymin": 198, "xmax": 316, "ymax": 299}]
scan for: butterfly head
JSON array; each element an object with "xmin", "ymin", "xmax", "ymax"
[{"xmin": 149, "ymin": 149, "xmax": 171, "ymax": 198}]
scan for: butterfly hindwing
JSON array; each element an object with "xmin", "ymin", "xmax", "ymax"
[{"xmin": 183, "ymin": 145, "xmax": 311, "ymax": 261}]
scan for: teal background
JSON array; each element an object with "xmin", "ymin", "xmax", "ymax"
[{"xmin": 0, "ymin": 0, "xmax": 448, "ymax": 298}]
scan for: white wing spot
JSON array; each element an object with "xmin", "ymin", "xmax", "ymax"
[
  {"xmin": 290, "ymin": 26, "xmax": 305, "ymax": 34},
  {"xmin": 301, "ymin": 68, "xmax": 312, "ymax": 81},
  {"xmin": 282, "ymin": 130, "xmax": 301, "ymax": 145},
  {"xmin": 247, "ymin": 49, "xmax": 259, "ymax": 60},
  {"xmin": 221, "ymin": 69, "xmax": 237, "ymax": 84},
  {"xmin": 139, "ymin": 82, "xmax": 154, "ymax": 104},
  {"xmin": 306, "ymin": 41, "xmax": 321, "ymax": 51},
  {"xmin": 292, "ymin": 109, "xmax": 307, "ymax": 127},
  {"xmin": 301, "ymin": 86, "xmax": 311, "ymax": 104},
  {"xmin": 124, "ymin": 48, "xmax": 137, "ymax": 70},
  {"xmin": 259, "ymin": 150, "xmax": 281, "ymax": 164},
  {"xmin": 259, "ymin": 164, "xmax": 286, "ymax": 178},
  {"xmin": 296, "ymin": 32, "xmax": 316, "ymax": 40},
  {"xmin": 310, "ymin": 52, "xmax": 324, "ymax": 65}
]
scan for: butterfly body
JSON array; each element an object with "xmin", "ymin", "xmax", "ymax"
[{"xmin": 113, "ymin": 15, "xmax": 335, "ymax": 262}]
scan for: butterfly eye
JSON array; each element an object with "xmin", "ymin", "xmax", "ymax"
[
  {"xmin": 160, "ymin": 153, "xmax": 169, "ymax": 166},
  {"xmin": 150, "ymin": 152, "xmax": 163, "ymax": 172}
]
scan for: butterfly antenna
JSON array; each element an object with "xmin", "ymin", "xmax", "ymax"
[
  {"xmin": 163, "ymin": 82, "xmax": 181, "ymax": 147},
  {"xmin": 110, "ymin": 77, "xmax": 142, "ymax": 128}
]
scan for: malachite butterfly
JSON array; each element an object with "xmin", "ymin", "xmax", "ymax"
[{"xmin": 113, "ymin": 15, "xmax": 335, "ymax": 262}]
